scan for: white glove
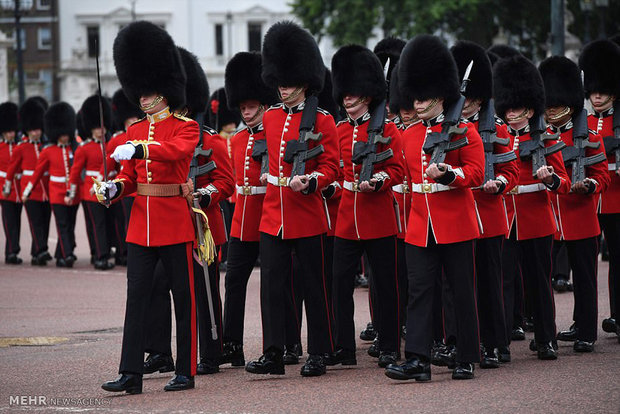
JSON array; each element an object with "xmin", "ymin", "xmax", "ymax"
[
  {"xmin": 92, "ymin": 179, "xmax": 117, "ymax": 203},
  {"xmin": 111, "ymin": 143, "xmax": 136, "ymax": 162}
]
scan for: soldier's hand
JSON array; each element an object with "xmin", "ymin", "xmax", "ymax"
[
  {"xmin": 359, "ymin": 178, "xmax": 377, "ymax": 192},
  {"xmin": 290, "ymin": 175, "xmax": 309, "ymax": 192},
  {"xmin": 426, "ymin": 163, "xmax": 448, "ymax": 180},
  {"xmin": 260, "ymin": 173, "xmax": 268, "ymax": 185},
  {"xmin": 111, "ymin": 143, "xmax": 136, "ymax": 162},
  {"xmin": 536, "ymin": 165, "xmax": 554, "ymax": 185},
  {"xmin": 482, "ymin": 179, "xmax": 500, "ymax": 194},
  {"xmin": 2, "ymin": 180, "xmax": 11, "ymax": 198},
  {"xmin": 64, "ymin": 196, "xmax": 73, "ymax": 206},
  {"xmin": 616, "ymin": 169, "xmax": 620, "ymax": 178},
  {"xmin": 92, "ymin": 178, "xmax": 117, "ymax": 204}
]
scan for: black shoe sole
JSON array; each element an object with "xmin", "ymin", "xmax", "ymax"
[
  {"xmin": 498, "ymin": 355, "xmax": 511, "ymax": 363},
  {"xmin": 245, "ymin": 366, "xmax": 285, "ymax": 375},
  {"xmin": 385, "ymin": 368, "xmax": 431, "ymax": 382},
  {"xmin": 602, "ymin": 319, "xmax": 617, "ymax": 333},
  {"xmin": 219, "ymin": 358, "xmax": 245, "ymax": 367},
  {"xmin": 300, "ymin": 369, "xmax": 326, "ymax": 377},
  {"xmin": 378, "ymin": 359, "xmax": 397, "ymax": 368},
  {"xmin": 479, "ymin": 360, "xmax": 500, "ymax": 369},
  {"xmin": 101, "ymin": 385, "xmax": 142, "ymax": 394},
  {"xmin": 283, "ymin": 358, "xmax": 300, "ymax": 365},
  {"xmin": 325, "ymin": 359, "xmax": 357, "ymax": 366},
  {"xmin": 452, "ymin": 373, "xmax": 474, "ymax": 380},
  {"xmin": 163, "ymin": 384, "xmax": 195, "ymax": 391}
]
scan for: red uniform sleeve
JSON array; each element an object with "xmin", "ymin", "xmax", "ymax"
[
  {"xmin": 375, "ymin": 122, "xmax": 404, "ymax": 191},
  {"xmin": 129, "ymin": 120, "xmax": 199, "ymax": 161},
  {"xmin": 196, "ymin": 133, "xmax": 235, "ymax": 205},
  {"xmin": 447, "ymin": 124, "xmax": 485, "ymax": 188},
  {"xmin": 5, "ymin": 144, "xmax": 23, "ymax": 181},
  {"xmin": 29, "ymin": 148, "xmax": 50, "ymax": 189},
  {"xmin": 586, "ymin": 132, "xmax": 610, "ymax": 193},
  {"xmin": 114, "ymin": 158, "xmax": 137, "ymax": 197},
  {"xmin": 69, "ymin": 145, "xmax": 86, "ymax": 188},
  {"xmin": 494, "ymin": 125, "xmax": 519, "ymax": 193},
  {"xmin": 308, "ymin": 113, "xmax": 339, "ymax": 189},
  {"xmin": 544, "ymin": 139, "xmax": 571, "ymax": 194}
]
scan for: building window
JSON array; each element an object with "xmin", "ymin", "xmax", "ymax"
[
  {"xmin": 215, "ymin": 23, "xmax": 223, "ymax": 56},
  {"xmin": 12, "ymin": 28, "xmax": 26, "ymax": 51},
  {"xmin": 38, "ymin": 27, "xmax": 51, "ymax": 50},
  {"xmin": 87, "ymin": 26, "xmax": 99, "ymax": 58},
  {"xmin": 37, "ymin": 0, "xmax": 51, "ymax": 10},
  {"xmin": 248, "ymin": 23, "xmax": 262, "ymax": 52}
]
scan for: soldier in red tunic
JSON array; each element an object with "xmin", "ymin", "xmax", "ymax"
[
  {"xmin": 451, "ymin": 41, "xmax": 519, "ymax": 367},
  {"xmin": 385, "ymin": 35, "xmax": 484, "ymax": 382},
  {"xmin": 22, "ymin": 102, "xmax": 79, "ymax": 267},
  {"xmin": 327, "ymin": 45, "xmax": 403, "ymax": 369},
  {"xmin": 539, "ymin": 56, "xmax": 610, "ymax": 352},
  {"xmin": 579, "ymin": 40, "xmax": 620, "ymax": 341},
  {"xmin": 4, "ymin": 98, "xmax": 52, "ymax": 265},
  {"xmin": 494, "ymin": 55, "xmax": 571, "ymax": 360},
  {"xmin": 244, "ymin": 21, "xmax": 339, "ymax": 377},
  {"xmin": 67, "ymin": 95, "xmax": 114, "ymax": 270},
  {"xmin": 99, "ymin": 21, "xmax": 199, "ymax": 394},
  {"xmin": 0, "ymin": 102, "xmax": 23, "ymax": 264}
]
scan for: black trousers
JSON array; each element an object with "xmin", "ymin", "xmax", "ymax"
[
  {"xmin": 222, "ymin": 238, "xmax": 260, "ymax": 344},
  {"xmin": 502, "ymin": 236, "xmax": 524, "ymax": 339},
  {"xmin": 333, "ymin": 236, "xmax": 400, "ymax": 353},
  {"xmin": 405, "ymin": 238, "xmax": 480, "ymax": 363},
  {"xmin": 24, "ymin": 200, "xmax": 51, "ymax": 257},
  {"xmin": 397, "ymin": 238, "xmax": 408, "ymax": 327},
  {"xmin": 599, "ymin": 213, "xmax": 620, "ymax": 320},
  {"xmin": 219, "ymin": 200, "xmax": 234, "ymax": 263},
  {"xmin": 286, "ymin": 251, "xmax": 304, "ymax": 347},
  {"xmin": 144, "ymin": 260, "xmax": 173, "ymax": 356},
  {"xmin": 476, "ymin": 236, "xmax": 508, "ymax": 348},
  {"xmin": 82, "ymin": 201, "xmax": 110, "ymax": 261},
  {"xmin": 120, "ymin": 242, "xmax": 196, "ymax": 377},
  {"xmin": 109, "ymin": 202, "xmax": 127, "ymax": 260},
  {"xmin": 552, "ymin": 241, "xmax": 571, "ymax": 281},
  {"xmin": 121, "ymin": 197, "xmax": 134, "ymax": 232},
  {"xmin": 195, "ymin": 253, "xmax": 224, "ymax": 360},
  {"xmin": 1, "ymin": 200, "xmax": 22, "ymax": 257},
  {"xmin": 513, "ymin": 234, "xmax": 556, "ymax": 343},
  {"xmin": 51, "ymin": 204, "xmax": 78, "ymax": 260},
  {"xmin": 260, "ymin": 232, "xmax": 334, "ymax": 355},
  {"xmin": 565, "ymin": 237, "xmax": 599, "ymax": 341}
]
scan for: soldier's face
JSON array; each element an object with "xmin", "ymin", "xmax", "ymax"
[
  {"xmin": 399, "ymin": 108, "xmax": 418, "ymax": 125},
  {"xmin": 239, "ymin": 100, "xmax": 263, "ymax": 127},
  {"xmin": 545, "ymin": 106, "xmax": 573, "ymax": 126},
  {"xmin": 505, "ymin": 107, "xmax": 532, "ymax": 129},
  {"xmin": 27, "ymin": 129, "xmax": 42, "ymax": 141},
  {"xmin": 590, "ymin": 93, "xmax": 614, "ymax": 112},
  {"xmin": 462, "ymin": 98, "xmax": 482, "ymax": 118},
  {"xmin": 2, "ymin": 131, "xmax": 16, "ymax": 141},
  {"xmin": 414, "ymin": 98, "xmax": 443, "ymax": 120},
  {"xmin": 343, "ymin": 95, "xmax": 369, "ymax": 118},
  {"xmin": 57, "ymin": 134, "xmax": 70, "ymax": 145},
  {"xmin": 91, "ymin": 127, "xmax": 105, "ymax": 140},
  {"xmin": 139, "ymin": 94, "xmax": 167, "ymax": 113}
]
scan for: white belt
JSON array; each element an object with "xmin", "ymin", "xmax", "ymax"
[
  {"xmin": 410, "ymin": 183, "xmax": 454, "ymax": 194},
  {"xmin": 0, "ymin": 171, "xmax": 6, "ymax": 178},
  {"xmin": 50, "ymin": 175, "xmax": 67, "ymax": 183},
  {"xmin": 509, "ymin": 183, "xmax": 546, "ymax": 194},
  {"xmin": 267, "ymin": 174, "xmax": 291, "ymax": 187},
  {"xmin": 236, "ymin": 184, "xmax": 267, "ymax": 195},
  {"xmin": 609, "ymin": 163, "xmax": 617, "ymax": 171},
  {"xmin": 392, "ymin": 183, "xmax": 410, "ymax": 194},
  {"xmin": 85, "ymin": 170, "xmax": 99, "ymax": 177},
  {"xmin": 343, "ymin": 180, "xmax": 361, "ymax": 192},
  {"xmin": 22, "ymin": 170, "xmax": 34, "ymax": 176}
]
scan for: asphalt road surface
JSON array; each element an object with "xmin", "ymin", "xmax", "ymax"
[{"xmin": 0, "ymin": 210, "xmax": 619, "ymax": 413}]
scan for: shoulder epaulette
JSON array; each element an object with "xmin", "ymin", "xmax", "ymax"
[
  {"xmin": 266, "ymin": 103, "xmax": 284, "ymax": 112},
  {"xmin": 494, "ymin": 116, "xmax": 505, "ymax": 126},
  {"xmin": 16, "ymin": 140, "xmax": 26, "ymax": 146},
  {"xmin": 112, "ymin": 131, "xmax": 123, "ymax": 138},
  {"xmin": 79, "ymin": 139, "xmax": 92, "ymax": 147},
  {"xmin": 130, "ymin": 116, "xmax": 146, "ymax": 126},
  {"xmin": 173, "ymin": 113, "xmax": 193, "ymax": 122},
  {"xmin": 42, "ymin": 143, "xmax": 53, "ymax": 149},
  {"xmin": 336, "ymin": 119, "xmax": 347, "ymax": 127},
  {"xmin": 201, "ymin": 126, "xmax": 217, "ymax": 136},
  {"xmin": 316, "ymin": 107, "xmax": 330, "ymax": 116}
]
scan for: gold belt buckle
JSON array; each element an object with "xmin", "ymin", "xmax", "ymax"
[
  {"xmin": 422, "ymin": 183, "xmax": 432, "ymax": 193},
  {"xmin": 352, "ymin": 182, "xmax": 359, "ymax": 192},
  {"xmin": 402, "ymin": 184, "xmax": 410, "ymax": 194},
  {"xmin": 278, "ymin": 177, "xmax": 288, "ymax": 186},
  {"xmin": 242, "ymin": 186, "xmax": 252, "ymax": 195},
  {"xmin": 509, "ymin": 187, "xmax": 518, "ymax": 195}
]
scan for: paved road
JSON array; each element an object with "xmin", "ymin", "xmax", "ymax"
[{"xmin": 0, "ymin": 210, "xmax": 619, "ymax": 413}]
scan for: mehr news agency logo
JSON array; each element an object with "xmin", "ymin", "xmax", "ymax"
[{"xmin": 9, "ymin": 395, "xmax": 111, "ymax": 407}]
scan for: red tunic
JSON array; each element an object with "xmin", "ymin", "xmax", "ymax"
[
  {"xmin": 5, "ymin": 140, "xmax": 48, "ymax": 202},
  {"xmin": 69, "ymin": 140, "xmax": 105, "ymax": 202},
  {"xmin": 403, "ymin": 116, "xmax": 485, "ymax": 247},
  {"xmin": 114, "ymin": 109, "xmax": 199, "ymax": 247},
  {"xmin": 471, "ymin": 119, "xmax": 519, "ymax": 239},
  {"xmin": 230, "ymin": 124, "xmax": 266, "ymax": 242},
  {"xmin": 28, "ymin": 144, "xmax": 79, "ymax": 205},
  {"xmin": 195, "ymin": 129, "xmax": 235, "ymax": 247},
  {"xmin": 0, "ymin": 139, "xmax": 21, "ymax": 202},
  {"xmin": 504, "ymin": 124, "xmax": 571, "ymax": 241},
  {"xmin": 588, "ymin": 109, "xmax": 620, "ymax": 214},
  {"xmin": 325, "ymin": 165, "xmax": 343, "ymax": 238},
  {"xmin": 259, "ymin": 102, "xmax": 339, "ymax": 239},
  {"xmin": 335, "ymin": 113, "xmax": 404, "ymax": 240},
  {"xmin": 394, "ymin": 121, "xmax": 424, "ymax": 239},
  {"xmin": 549, "ymin": 124, "xmax": 609, "ymax": 240},
  {"xmin": 101, "ymin": 131, "xmax": 136, "ymax": 197}
]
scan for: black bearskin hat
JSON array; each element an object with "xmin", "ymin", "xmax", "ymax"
[
  {"xmin": 398, "ymin": 35, "xmax": 460, "ymax": 106},
  {"xmin": 30, "ymin": 96, "xmax": 49, "ymax": 111},
  {"xmin": 493, "ymin": 55, "xmax": 545, "ymax": 120},
  {"xmin": 486, "ymin": 44, "xmax": 521, "ymax": 66},
  {"xmin": 317, "ymin": 68, "xmax": 340, "ymax": 120},
  {"xmin": 451, "ymin": 40, "xmax": 493, "ymax": 102},
  {"xmin": 113, "ymin": 21, "xmax": 186, "ymax": 111},
  {"xmin": 19, "ymin": 97, "xmax": 46, "ymax": 132},
  {"xmin": 112, "ymin": 89, "xmax": 143, "ymax": 129},
  {"xmin": 208, "ymin": 88, "xmax": 240, "ymax": 131},
  {"xmin": 373, "ymin": 37, "xmax": 406, "ymax": 82},
  {"xmin": 579, "ymin": 39, "xmax": 620, "ymax": 98},
  {"xmin": 178, "ymin": 47, "xmax": 209, "ymax": 119},
  {"xmin": 388, "ymin": 64, "xmax": 412, "ymax": 114},
  {"xmin": 262, "ymin": 21, "xmax": 325, "ymax": 94},
  {"xmin": 79, "ymin": 95, "xmax": 112, "ymax": 135},
  {"xmin": 225, "ymin": 51, "xmax": 278, "ymax": 109},
  {"xmin": 0, "ymin": 102, "xmax": 18, "ymax": 134},
  {"xmin": 332, "ymin": 45, "xmax": 386, "ymax": 109},
  {"xmin": 611, "ymin": 33, "xmax": 620, "ymax": 46},
  {"xmin": 44, "ymin": 102, "xmax": 76, "ymax": 143},
  {"xmin": 539, "ymin": 56, "xmax": 584, "ymax": 113}
]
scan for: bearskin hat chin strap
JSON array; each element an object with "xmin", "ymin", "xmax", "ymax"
[
  {"xmin": 416, "ymin": 98, "xmax": 439, "ymax": 115},
  {"xmin": 505, "ymin": 108, "xmax": 531, "ymax": 123},
  {"xmin": 546, "ymin": 106, "xmax": 571, "ymax": 121},
  {"xmin": 279, "ymin": 87, "xmax": 305, "ymax": 105},
  {"xmin": 243, "ymin": 104, "xmax": 265, "ymax": 126},
  {"xmin": 140, "ymin": 95, "xmax": 165, "ymax": 112}
]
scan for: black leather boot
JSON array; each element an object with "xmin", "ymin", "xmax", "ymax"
[
  {"xmin": 101, "ymin": 373, "xmax": 142, "ymax": 394},
  {"xmin": 144, "ymin": 353, "xmax": 175, "ymax": 374},
  {"xmin": 245, "ymin": 349, "xmax": 285, "ymax": 375}
]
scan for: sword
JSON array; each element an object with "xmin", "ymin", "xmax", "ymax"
[{"xmin": 94, "ymin": 38, "xmax": 110, "ymax": 207}]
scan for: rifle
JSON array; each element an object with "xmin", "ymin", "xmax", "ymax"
[
  {"xmin": 422, "ymin": 60, "xmax": 474, "ymax": 165},
  {"xmin": 283, "ymin": 94, "xmax": 324, "ymax": 177},
  {"xmin": 602, "ymin": 100, "xmax": 620, "ymax": 171},
  {"xmin": 188, "ymin": 112, "xmax": 218, "ymax": 340},
  {"xmin": 351, "ymin": 99, "xmax": 393, "ymax": 183},
  {"xmin": 94, "ymin": 38, "xmax": 109, "ymax": 207},
  {"xmin": 561, "ymin": 108, "xmax": 606, "ymax": 184},
  {"xmin": 518, "ymin": 114, "xmax": 566, "ymax": 178},
  {"xmin": 251, "ymin": 139, "xmax": 268, "ymax": 175},
  {"xmin": 479, "ymin": 99, "xmax": 517, "ymax": 184}
]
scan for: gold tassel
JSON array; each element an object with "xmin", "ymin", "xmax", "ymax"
[{"xmin": 192, "ymin": 207, "xmax": 216, "ymax": 265}]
